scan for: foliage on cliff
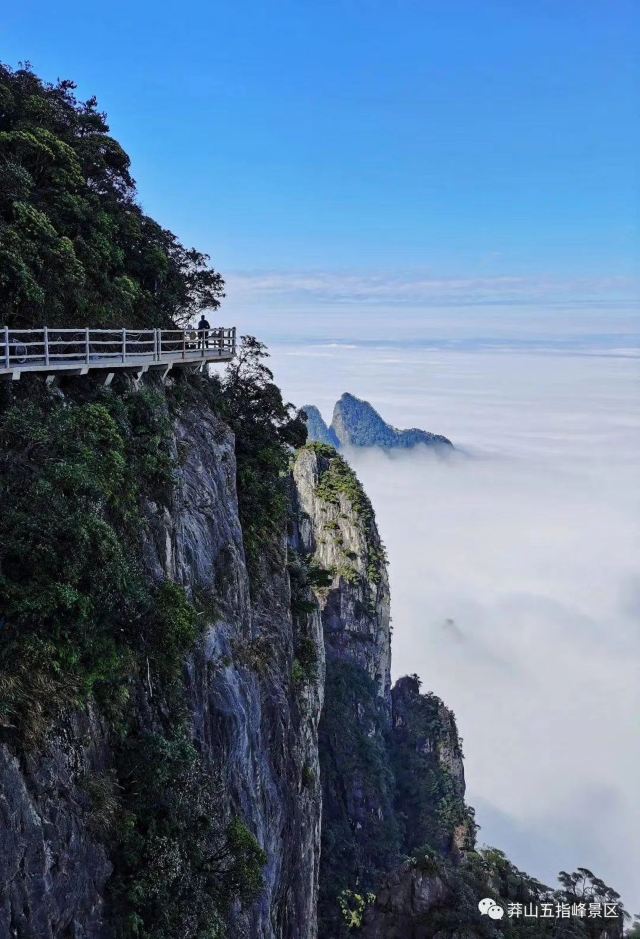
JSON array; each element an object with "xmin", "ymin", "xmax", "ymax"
[
  {"xmin": 0, "ymin": 61, "xmax": 224, "ymax": 328},
  {"xmin": 0, "ymin": 383, "xmax": 175, "ymax": 741},
  {"xmin": 110, "ymin": 731, "xmax": 266, "ymax": 939},
  {"xmin": 318, "ymin": 667, "xmax": 477, "ymax": 937}
]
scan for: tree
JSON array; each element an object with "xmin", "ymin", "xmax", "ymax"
[
  {"xmin": 0, "ymin": 62, "xmax": 224, "ymax": 328},
  {"xmin": 625, "ymin": 916, "xmax": 640, "ymax": 938}
]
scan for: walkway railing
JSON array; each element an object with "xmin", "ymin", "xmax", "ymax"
[{"xmin": 1, "ymin": 326, "xmax": 236, "ymax": 376}]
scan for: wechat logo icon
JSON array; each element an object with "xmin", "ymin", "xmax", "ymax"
[{"xmin": 478, "ymin": 897, "xmax": 505, "ymax": 920}]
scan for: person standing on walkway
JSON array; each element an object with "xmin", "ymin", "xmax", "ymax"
[{"xmin": 197, "ymin": 314, "xmax": 210, "ymax": 349}]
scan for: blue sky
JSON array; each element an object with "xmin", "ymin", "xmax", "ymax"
[{"xmin": 2, "ymin": 0, "xmax": 639, "ymax": 330}]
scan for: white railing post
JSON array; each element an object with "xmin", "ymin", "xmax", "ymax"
[
  {"xmin": 4, "ymin": 326, "xmax": 9, "ymax": 368},
  {"xmin": 44, "ymin": 326, "xmax": 49, "ymax": 366},
  {"xmin": 85, "ymin": 328, "xmax": 90, "ymax": 364},
  {"xmin": 158, "ymin": 330, "xmax": 162, "ymax": 359},
  {"xmin": 182, "ymin": 330, "xmax": 186, "ymax": 359},
  {"xmin": 122, "ymin": 328, "xmax": 126, "ymax": 363}
]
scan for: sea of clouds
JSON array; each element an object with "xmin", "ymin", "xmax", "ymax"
[{"xmin": 266, "ymin": 338, "xmax": 640, "ymax": 911}]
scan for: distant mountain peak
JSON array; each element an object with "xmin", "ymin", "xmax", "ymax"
[{"xmin": 302, "ymin": 393, "xmax": 453, "ymax": 451}]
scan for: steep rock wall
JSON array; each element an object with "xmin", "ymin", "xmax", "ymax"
[
  {"xmin": 292, "ymin": 445, "xmax": 391, "ymax": 702},
  {"xmin": 292, "ymin": 445, "xmax": 472, "ymax": 938},
  {"xmin": 0, "ymin": 711, "xmax": 112, "ymax": 938},
  {"xmin": 146, "ymin": 400, "xmax": 325, "ymax": 939},
  {"xmin": 293, "ymin": 445, "xmax": 398, "ymax": 936},
  {"xmin": 0, "ymin": 385, "xmax": 324, "ymax": 939},
  {"xmin": 391, "ymin": 675, "xmax": 473, "ymax": 859}
]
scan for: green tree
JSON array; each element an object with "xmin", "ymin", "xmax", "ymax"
[{"xmin": 0, "ymin": 62, "xmax": 224, "ymax": 328}]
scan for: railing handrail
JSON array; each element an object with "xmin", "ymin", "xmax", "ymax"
[
  {"xmin": 1, "ymin": 326, "xmax": 237, "ymax": 373},
  {"xmin": 3, "ymin": 326, "xmax": 228, "ymax": 334}
]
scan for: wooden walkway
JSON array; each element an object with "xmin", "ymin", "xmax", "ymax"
[{"xmin": 1, "ymin": 327, "xmax": 236, "ymax": 381}]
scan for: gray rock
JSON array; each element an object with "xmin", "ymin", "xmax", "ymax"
[
  {"xmin": 293, "ymin": 446, "xmax": 391, "ymax": 703},
  {"xmin": 0, "ymin": 384, "xmax": 469, "ymax": 939},
  {"xmin": 145, "ymin": 397, "xmax": 324, "ymax": 939},
  {"xmin": 0, "ymin": 711, "xmax": 113, "ymax": 939}
]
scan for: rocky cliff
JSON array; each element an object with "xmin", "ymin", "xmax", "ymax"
[
  {"xmin": 0, "ymin": 367, "xmax": 470, "ymax": 939},
  {"xmin": 0, "ymin": 378, "xmax": 324, "ymax": 939},
  {"xmin": 292, "ymin": 445, "xmax": 398, "ymax": 935},
  {"xmin": 293, "ymin": 445, "xmax": 391, "ymax": 702},
  {"xmin": 289, "ymin": 443, "xmax": 472, "ymax": 938},
  {"xmin": 146, "ymin": 399, "xmax": 325, "ymax": 939}
]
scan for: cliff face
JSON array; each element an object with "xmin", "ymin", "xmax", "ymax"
[
  {"xmin": 359, "ymin": 862, "xmax": 450, "ymax": 939},
  {"xmin": 291, "ymin": 444, "xmax": 470, "ymax": 938},
  {"xmin": 0, "ymin": 382, "xmax": 469, "ymax": 939},
  {"xmin": 0, "ymin": 385, "xmax": 323, "ymax": 939},
  {"xmin": 292, "ymin": 445, "xmax": 391, "ymax": 702},
  {"xmin": 391, "ymin": 675, "xmax": 472, "ymax": 860},
  {"xmin": 292, "ymin": 446, "xmax": 398, "ymax": 935},
  {"xmin": 145, "ymin": 402, "xmax": 325, "ymax": 939},
  {"xmin": 0, "ymin": 710, "xmax": 113, "ymax": 938}
]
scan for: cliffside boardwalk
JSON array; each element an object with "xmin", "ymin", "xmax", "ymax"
[{"xmin": 0, "ymin": 326, "xmax": 236, "ymax": 382}]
